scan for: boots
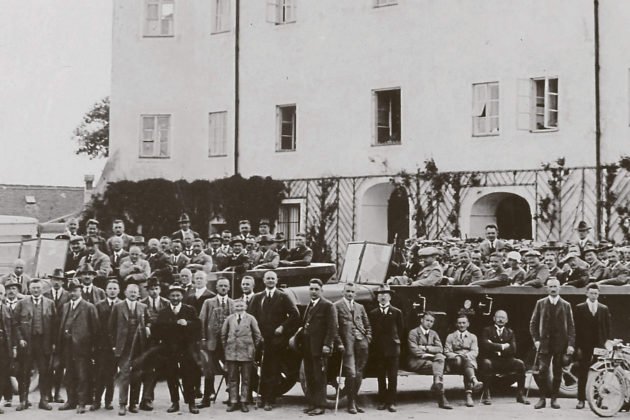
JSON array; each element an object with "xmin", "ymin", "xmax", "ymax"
[
  {"xmin": 516, "ymin": 388, "xmax": 529, "ymax": 404},
  {"xmin": 465, "ymin": 391, "xmax": 474, "ymax": 407},
  {"xmin": 481, "ymin": 386, "xmax": 492, "ymax": 405},
  {"xmin": 432, "ymin": 382, "xmax": 452, "ymax": 410},
  {"xmin": 345, "ymin": 378, "xmax": 357, "ymax": 414}
]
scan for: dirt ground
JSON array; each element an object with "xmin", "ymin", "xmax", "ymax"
[{"xmin": 4, "ymin": 375, "xmax": 601, "ymax": 419}]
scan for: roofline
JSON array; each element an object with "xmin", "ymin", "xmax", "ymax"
[{"xmin": 0, "ymin": 184, "xmax": 84, "ymax": 191}]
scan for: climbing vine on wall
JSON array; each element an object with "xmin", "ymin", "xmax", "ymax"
[
  {"xmin": 534, "ymin": 157, "xmax": 570, "ymax": 240},
  {"xmin": 390, "ymin": 170, "xmax": 425, "ymax": 238},
  {"xmin": 306, "ymin": 178, "xmax": 339, "ymax": 263}
]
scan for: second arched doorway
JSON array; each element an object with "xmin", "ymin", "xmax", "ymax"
[{"xmin": 469, "ymin": 192, "xmax": 532, "ymax": 239}]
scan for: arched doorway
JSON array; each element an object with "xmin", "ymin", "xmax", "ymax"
[
  {"xmin": 469, "ymin": 192, "xmax": 532, "ymax": 239},
  {"xmin": 359, "ymin": 183, "xmax": 410, "ymax": 243}
]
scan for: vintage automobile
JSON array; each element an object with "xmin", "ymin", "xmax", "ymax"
[{"xmin": 269, "ymin": 241, "xmax": 630, "ymax": 397}]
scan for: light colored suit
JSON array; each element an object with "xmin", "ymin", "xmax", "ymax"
[
  {"xmin": 221, "ymin": 312, "xmax": 262, "ymax": 362},
  {"xmin": 119, "ymin": 258, "xmax": 151, "ymax": 281},
  {"xmin": 445, "ymin": 330, "xmax": 480, "ymax": 369},
  {"xmin": 411, "ymin": 261, "xmax": 443, "ymax": 286},
  {"xmin": 200, "ymin": 296, "xmax": 235, "ymax": 351},
  {"xmin": 79, "ymin": 250, "xmax": 112, "ymax": 278}
]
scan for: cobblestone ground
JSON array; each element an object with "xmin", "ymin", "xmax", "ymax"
[{"xmin": 5, "ymin": 376, "xmax": 601, "ymax": 419}]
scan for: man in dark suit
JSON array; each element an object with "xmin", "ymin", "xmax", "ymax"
[
  {"xmin": 368, "ymin": 284, "xmax": 403, "ymax": 412},
  {"xmin": 109, "ymin": 283, "xmax": 150, "ymax": 415},
  {"xmin": 92, "ymin": 280, "xmax": 121, "ymax": 411},
  {"xmin": 153, "ymin": 283, "xmax": 200, "ymax": 414},
  {"xmin": 79, "ymin": 237, "xmax": 112, "ymax": 288},
  {"xmin": 138, "ymin": 278, "xmax": 170, "ymax": 411},
  {"xmin": 334, "ymin": 282, "xmax": 371, "ymax": 414},
  {"xmin": 598, "ymin": 248, "xmax": 630, "ymax": 285},
  {"xmin": 77, "ymin": 264, "xmax": 106, "ymax": 304},
  {"xmin": 170, "ymin": 240, "xmax": 191, "ymax": 274},
  {"xmin": 13, "ymin": 279, "xmax": 56, "ymax": 411},
  {"xmin": 559, "ymin": 253, "xmax": 590, "ymax": 286},
  {"xmin": 240, "ymin": 276, "xmax": 256, "ymax": 308},
  {"xmin": 223, "ymin": 239, "xmax": 250, "ymax": 273},
  {"xmin": 451, "ymin": 251, "xmax": 483, "ymax": 285},
  {"xmin": 253, "ymin": 236, "xmax": 280, "ymax": 269},
  {"xmin": 574, "ymin": 221, "xmax": 595, "ymax": 259},
  {"xmin": 280, "ymin": 233, "xmax": 313, "ymax": 267},
  {"xmin": 584, "ymin": 246, "xmax": 609, "ymax": 282},
  {"xmin": 65, "ymin": 236, "xmax": 87, "ymax": 274},
  {"xmin": 479, "ymin": 224, "xmax": 507, "ymax": 258},
  {"xmin": 44, "ymin": 268, "xmax": 71, "ymax": 403},
  {"xmin": 57, "ymin": 279, "xmax": 99, "ymax": 414},
  {"xmin": 184, "ymin": 271, "xmax": 216, "ymax": 315},
  {"xmin": 0, "ymin": 286, "xmax": 15, "ymax": 415},
  {"xmin": 247, "ymin": 271, "xmax": 300, "ymax": 411},
  {"xmin": 108, "ymin": 236, "xmax": 129, "ymax": 279},
  {"xmin": 171, "ymin": 213, "xmax": 200, "ymax": 241},
  {"xmin": 301, "ymin": 279, "xmax": 337, "ymax": 416},
  {"xmin": 529, "ymin": 277, "xmax": 575, "ymax": 409},
  {"xmin": 146, "ymin": 238, "xmax": 173, "ymax": 283},
  {"xmin": 574, "ymin": 283, "xmax": 612, "ymax": 409},
  {"xmin": 470, "ymin": 253, "xmax": 511, "ymax": 287},
  {"xmin": 479, "ymin": 310, "xmax": 528, "ymax": 405}
]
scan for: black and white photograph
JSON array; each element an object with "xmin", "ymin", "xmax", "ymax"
[{"xmin": 1, "ymin": 0, "xmax": 630, "ymax": 418}]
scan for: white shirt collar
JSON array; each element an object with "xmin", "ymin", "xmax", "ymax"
[
  {"xmin": 587, "ymin": 299, "xmax": 598, "ymax": 309},
  {"xmin": 496, "ymin": 325, "xmax": 504, "ymax": 334},
  {"xmin": 107, "ymin": 297, "xmax": 117, "ymax": 304},
  {"xmin": 195, "ymin": 288, "xmax": 206, "ymax": 298},
  {"xmin": 311, "ymin": 297, "xmax": 321, "ymax": 306},
  {"xmin": 72, "ymin": 297, "xmax": 83, "ymax": 308},
  {"xmin": 266, "ymin": 288, "xmax": 276, "ymax": 298},
  {"xmin": 126, "ymin": 299, "xmax": 136, "ymax": 310},
  {"xmin": 343, "ymin": 297, "xmax": 354, "ymax": 308},
  {"xmin": 548, "ymin": 295, "xmax": 559, "ymax": 305},
  {"xmin": 458, "ymin": 331, "xmax": 468, "ymax": 338},
  {"xmin": 420, "ymin": 326, "xmax": 430, "ymax": 336},
  {"xmin": 171, "ymin": 303, "xmax": 181, "ymax": 312}
]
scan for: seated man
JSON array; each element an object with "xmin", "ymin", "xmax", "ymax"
[
  {"xmin": 584, "ymin": 246, "xmax": 608, "ymax": 282},
  {"xmin": 450, "ymin": 251, "xmax": 482, "ymax": 285},
  {"xmin": 479, "ymin": 310, "xmax": 528, "ymax": 405},
  {"xmin": 522, "ymin": 250, "xmax": 550, "ymax": 287},
  {"xmin": 598, "ymin": 248, "xmax": 629, "ymax": 285},
  {"xmin": 559, "ymin": 253, "xmax": 590, "ymax": 287},
  {"xmin": 412, "ymin": 247, "xmax": 443, "ymax": 286},
  {"xmin": 470, "ymin": 253, "xmax": 510, "ymax": 287},
  {"xmin": 407, "ymin": 312, "xmax": 451, "ymax": 410},
  {"xmin": 444, "ymin": 314, "xmax": 483, "ymax": 407}
]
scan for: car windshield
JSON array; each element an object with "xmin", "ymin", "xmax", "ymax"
[{"xmin": 339, "ymin": 242, "xmax": 392, "ymax": 284}]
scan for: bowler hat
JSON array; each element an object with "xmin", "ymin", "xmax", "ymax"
[
  {"xmin": 257, "ymin": 235, "xmax": 274, "ymax": 245},
  {"xmin": 47, "ymin": 268, "xmax": 66, "ymax": 280},
  {"xmin": 274, "ymin": 232, "xmax": 286, "ymax": 242},
  {"xmin": 374, "ymin": 284, "xmax": 395, "ymax": 295},
  {"xmin": 576, "ymin": 221, "xmax": 592, "ymax": 231},
  {"xmin": 76, "ymin": 263, "xmax": 97, "ymax": 275},
  {"xmin": 209, "ymin": 233, "xmax": 221, "ymax": 241},
  {"xmin": 583, "ymin": 245, "xmax": 599, "ymax": 255},
  {"xmin": 541, "ymin": 241, "xmax": 566, "ymax": 251},
  {"xmin": 147, "ymin": 277, "xmax": 160, "ymax": 288},
  {"xmin": 178, "ymin": 213, "xmax": 191, "ymax": 223},
  {"xmin": 132, "ymin": 236, "xmax": 145, "ymax": 245},
  {"xmin": 230, "ymin": 237, "xmax": 246, "ymax": 246}
]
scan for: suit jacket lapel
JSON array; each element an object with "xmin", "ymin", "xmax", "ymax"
[{"xmin": 122, "ymin": 302, "xmax": 130, "ymax": 320}]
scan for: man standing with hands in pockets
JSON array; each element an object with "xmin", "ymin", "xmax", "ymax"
[{"xmin": 529, "ymin": 277, "xmax": 575, "ymax": 409}]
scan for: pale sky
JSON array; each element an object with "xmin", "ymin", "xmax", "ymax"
[{"xmin": 0, "ymin": 0, "xmax": 111, "ymax": 187}]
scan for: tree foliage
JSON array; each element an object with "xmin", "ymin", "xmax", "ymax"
[
  {"xmin": 73, "ymin": 97, "xmax": 109, "ymax": 159},
  {"xmin": 82, "ymin": 175, "xmax": 287, "ymax": 239}
]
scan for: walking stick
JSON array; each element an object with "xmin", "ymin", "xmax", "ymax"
[
  {"xmin": 211, "ymin": 360, "xmax": 226, "ymax": 405},
  {"xmin": 334, "ymin": 350, "xmax": 345, "ymax": 415},
  {"xmin": 255, "ymin": 349, "xmax": 265, "ymax": 409},
  {"xmin": 525, "ymin": 349, "xmax": 540, "ymax": 403}
]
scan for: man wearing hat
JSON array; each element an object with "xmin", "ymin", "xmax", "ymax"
[
  {"xmin": 574, "ymin": 221, "xmax": 595, "ymax": 259},
  {"xmin": 44, "ymin": 269, "xmax": 70, "ymax": 403},
  {"xmin": 529, "ymin": 277, "xmax": 575, "ymax": 409},
  {"xmin": 76, "ymin": 263, "xmax": 106, "ymax": 304},
  {"xmin": 84, "ymin": 219, "xmax": 106, "ymax": 245},
  {"xmin": 65, "ymin": 236, "xmax": 87, "ymax": 274},
  {"xmin": 92, "ymin": 280, "xmax": 121, "ymax": 412},
  {"xmin": 79, "ymin": 237, "xmax": 112, "ymax": 287},
  {"xmin": 206, "ymin": 234, "xmax": 228, "ymax": 271},
  {"xmin": 522, "ymin": 250, "xmax": 550, "ymax": 287},
  {"xmin": 58, "ymin": 279, "xmax": 99, "ymax": 414},
  {"xmin": 223, "ymin": 238, "xmax": 250, "ymax": 273},
  {"xmin": 505, "ymin": 251, "xmax": 526, "ymax": 285},
  {"xmin": 245, "ymin": 236, "xmax": 261, "ymax": 268},
  {"xmin": 280, "ymin": 233, "xmax": 313, "ymax": 267},
  {"xmin": 412, "ymin": 247, "xmax": 443, "ymax": 286},
  {"xmin": 558, "ymin": 253, "xmax": 590, "ymax": 287},
  {"xmin": 368, "ymin": 285, "xmax": 403, "ymax": 412},
  {"xmin": 274, "ymin": 232, "xmax": 289, "ymax": 260},
  {"xmin": 253, "ymin": 235, "xmax": 280, "ymax": 270},
  {"xmin": 583, "ymin": 245, "xmax": 608, "ymax": 282},
  {"xmin": 1, "ymin": 259, "xmax": 31, "ymax": 295},
  {"xmin": 171, "ymin": 213, "xmax": 200, "ymax": 242},
  {"xmin": 152, "ymin": 283, "xmax": 200, "ymax": 414},
  {"xmin": 13, "ymin": 279, "xmax": 56, "ymax": 411}
]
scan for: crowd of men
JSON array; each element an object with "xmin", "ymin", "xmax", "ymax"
[
  {"xmin": 390, "ymin": 220, "xmax": 630, "ymax": 288},
  {"xmin": 0, "ymin": 216, "xmax": 617, "ymax": 415}
]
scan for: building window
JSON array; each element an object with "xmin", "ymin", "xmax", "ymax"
[
  {"xmin": 374, "ymin": 88, "xmax": 401, "ymax": 145},
  {"xmin": 278, "ymin": 201, "xmax": 302, "ymax": 248},
  {"xmin": 374, "ymin": 0, "xmax": 398, "ymax": 7},
  {"xmin": 532, "ymin": 77, "xmax": 558, "ymax": 130},
  {"xmin": 140, "ymin": 115, "xmax": 171, "ymax": 158},
  {"xmin": 266, "ymin": 0, "xmax": 296, "ymax": 25},
  {"xmin": 144, "ymin": 0, "xmax": 174, "ymax": 37},
  {"xmin": 208, "ymin": 111, "xmax": 227, "ymax": 157},
  {"xmin": 277, "ymin": 105, "xmax": 296, "ymax": 151},
  {"xmin": 212, "ymin": 0, "xmax": 231, "ymax": 33},
  {"xmin": 472, "ymin": 82, "xmax": 499, "ymax": 136}
]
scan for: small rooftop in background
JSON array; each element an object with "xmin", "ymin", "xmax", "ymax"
[{"xmin": 0, "ymin": 184, "xmax": 86, "ymax": 223}]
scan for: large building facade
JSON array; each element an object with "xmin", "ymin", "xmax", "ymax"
[{"xmin": 107, "ymin": 0, "xmax": 630, "ymax": 264}]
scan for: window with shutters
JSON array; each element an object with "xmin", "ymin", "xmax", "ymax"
[
  {"xmin": 140, "ymin": 115, "xmax": 171, "ymax": 158},
  {"xmin": 472, "ymin": 82, "xmax": 499, "ymax": 136},
  {"xmin": 144, "ymin": 0, "xmax": 174, "ymax": 37},
  {"xmin": 277, "ymin": 105, "xmax": 296, "ymax": 152},
  {"xmin": 212, "ymin": 0, "xmax": 231, "ymax": 34},
  {"xmin": 267, "ymin": 0, "xmax": 296, "ymax": 25},
  {"xmin": 374, "ymin": 0, "xmax": 398, "ymax": 7},
  {"xmin": 278, "ymin": 200, "xmax": 304, "ymax": 248},
  {"xmin": 373, "ymin": 88, "xmax": 401, "ymax": 145},
  {"xmin": 532, "ymin": 77, "xmax": 559, "ymax": 131},
  {"xmin": 208, "ymin": 111, "xmax": 227, "ymax": 157}
]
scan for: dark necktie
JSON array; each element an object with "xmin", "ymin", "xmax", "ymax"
[
  {"xmin": 153, "ymin": 299, "xmax": 157, "ymax": 311},
  {"xmin": 109, "ymin": 300, "xmax": 114, "ymax": 308},
  {"xmin": 221, "ymin": 298, "xmax": 226, "ymax": 310},
  {"xmin": 237, "ymin": 314, "xmax": 242, "ymax": 324}
]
